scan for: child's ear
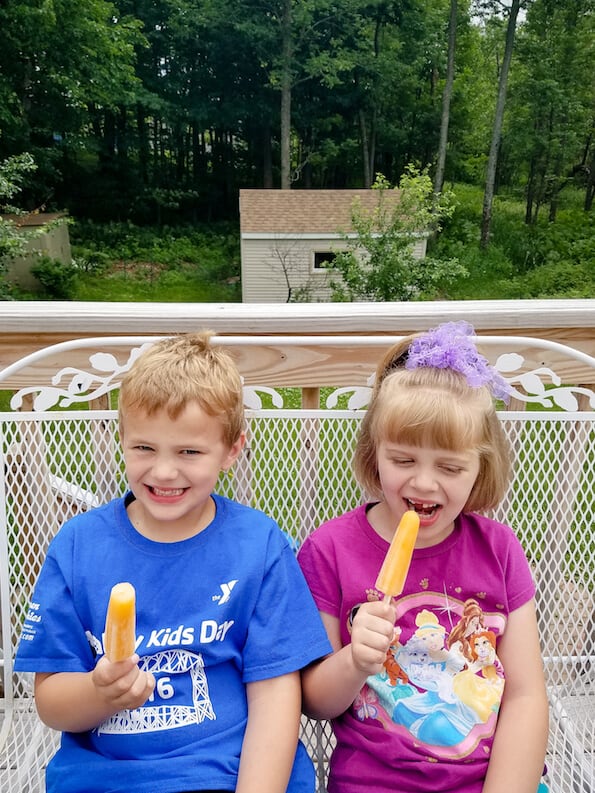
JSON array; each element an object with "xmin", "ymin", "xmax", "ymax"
[{"xmin": 222, "ymin": 431, "xmax": 246, "ymax": 470}]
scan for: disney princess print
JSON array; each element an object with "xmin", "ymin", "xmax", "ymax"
[{"xmin": 361, "ymin": 594, "xmax": 506, "ymax": 758}]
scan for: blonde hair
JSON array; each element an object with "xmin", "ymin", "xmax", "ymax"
[
  {"xmin": 118, "ymin": 331, "xmax": 244, "ymax": 447},
  {"xmin": 354, "ymin": 337, "xmax": 511, "ymax": 512}
]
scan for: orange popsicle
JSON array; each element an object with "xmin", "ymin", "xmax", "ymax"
[
  {"xmin": 375, "ymin": 511, "xmax": 420, "ymax": 601},
  {"xmin": 103, "ymin": 582, "xmax": 136, "ymax": 661}
]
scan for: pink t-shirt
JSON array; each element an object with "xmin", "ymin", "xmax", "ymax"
[{"xmin": 298, "ymin": 506, "xmax": 536, "ymax": 793}]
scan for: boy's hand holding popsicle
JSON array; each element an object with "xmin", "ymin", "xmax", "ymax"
[
  {"xmin": 91, "ymin": 582, "xmax": 155, "ymax": 712},
  {"xmin": 350, "ymin": 511, "xmax": 419, "ymax": 677}
]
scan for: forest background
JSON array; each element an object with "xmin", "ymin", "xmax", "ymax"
[{"xmin": 0, "ymin": 0, "xmax": 593, "ymax": 303}]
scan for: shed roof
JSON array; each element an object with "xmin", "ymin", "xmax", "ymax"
[
  {"xmin": 239, "ymin": 189, "xmax": 401, "ymax": 234},
  {"xmin": 2, "ymin": 212, "xmax": 66, "ymax": 227}
]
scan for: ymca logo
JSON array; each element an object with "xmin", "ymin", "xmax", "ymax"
[{"xmin": 212, "ymin": 580, "xmax": 238, "ymax": 605}]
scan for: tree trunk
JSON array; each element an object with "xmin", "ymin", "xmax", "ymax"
[
  {"xmin": 583, "ymin": 137, "xmax": 594, "ymax": 211},
  {"xmin": 137, "ymin": 105, "xmax": 149, "ymax": 185},
  {"xmin": 280, "ymin": 0, "xmax": 293, "ymax": 190},
  {"xmin": 548, "ymin": 143, "xmax": 566, "ymax": 223},
  {"xmin": 525, "ymin": 157, "xmax": 536, "ymax": 225},
  {"xmin": 369, "ymin": 106, "xmax": 377, "ymax": 183},
  {"xmin": 434, "ymin": 0, "xmax": 457, "ymax": 196},
  {"xmin": 548, "ymin": 191, "xmax": 558, "ymax": 223},
  {"xmin": 263, "ymin": 125, "xmax": 273, "ymax": 188},
  {"xmin": 480, "ymin": 0, "xmax": 521, "ymax": 248},
  {"xmin": 359, "ymin": 109, "xmax": 372, "ymax": 188}
]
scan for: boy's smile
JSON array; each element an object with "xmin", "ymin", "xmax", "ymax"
[{"xmin": 120, "ymin": 402, "xmax": 244, "ymax": 542}]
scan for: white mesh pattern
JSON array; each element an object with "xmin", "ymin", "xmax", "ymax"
[
  {"xmin": 0, "ymin": 703, "xmax": 59, "ymax": 793},
  {"xmin": 218, "ymin": 413, "xmax": 365, "ymax": 546},
  {"xmin": 0, "ymin": 412, "xmax": 126, "ymax": 791},
  {"xmin": 1, "ymin": 405, "xmax": 594, "ymax": 792}
]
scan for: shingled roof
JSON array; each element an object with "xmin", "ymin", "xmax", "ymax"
[{"xmin": 239, "ymin": 189, "xmax": 402, "ymax": 235}]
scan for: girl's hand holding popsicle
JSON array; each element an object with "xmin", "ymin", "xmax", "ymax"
[
  {"xmin": 349, "ymin": 599, "xmax": 398, "ymax": 677},
  {"xmin": 349, "ymin": 511, "xmax": 420, "ymax": 677},
  {"xmin": 350, "ymin": 512, "xmax": 419, "ymax": 676}
]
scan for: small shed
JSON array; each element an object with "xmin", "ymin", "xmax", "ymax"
[
  {"xmin": 3, "ymin": 213, "xmax": 72, "ymax": 293},
  {"xmin": 239, "ymin": 189, "xmax": 428, "ymax": 303}
]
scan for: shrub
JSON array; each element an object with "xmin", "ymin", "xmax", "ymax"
[{"xmin": 31, "ymin": 256, "xmax": 78, "ymax": 299}]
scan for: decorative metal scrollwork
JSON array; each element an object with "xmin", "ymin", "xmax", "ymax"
[{"xmin": 9, "ymin": 347, "xmax": 595, "ymax": 413}]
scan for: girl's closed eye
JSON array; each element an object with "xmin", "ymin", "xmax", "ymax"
[
  {"xmin": 438, "ymin": 453, "xmax": 478, "ymax": 474},
  {"xmin": 440, "ymin": 464, "xmax": 464, "ymax": 474}
]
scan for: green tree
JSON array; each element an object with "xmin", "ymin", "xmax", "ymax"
[
  {"xmin": 0, "ymin": 153, "xmax": 50, "ymax": 298},
  {"xmin": 330, "ymin": 168, "xmax": 466, "ymax": 302},
  {"xmin": 234, "ymin": 0, "xmax": 363, "ymax": 189},
  {"xmin": 477, "ymin": 0, "xmax": 529, "ymax": 248},
  {"xmin": 434, "ymin": 0, "xmax": 460, "ymax": 195},
  {"xmin": 0, "ymin": 0, "xmax": 142, "ymax": 208},
  {"xmin": 505, "ymin": 0, "xmax": 595, "ymax": 223}
]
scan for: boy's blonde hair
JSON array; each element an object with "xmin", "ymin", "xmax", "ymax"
[
  {"xmin": 354, "ymin": 337, "xmax": 511, "ymax": 512},
  {"xmin": 118, "ymin": 331, "xmax": 244, "ymax": 447}
]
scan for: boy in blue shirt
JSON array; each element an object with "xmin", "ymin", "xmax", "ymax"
[{"xmin": 16, "ymin": 331, "xmax": 331, "ymax": 793}]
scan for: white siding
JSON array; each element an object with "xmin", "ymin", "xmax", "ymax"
[
  {"xmin": 241, "ymin": 233, "xmax": 428, "ymax": 304},
  {"xmin": 412, "ymin": 236, "xmax": 428, "ymax": 258},
  {"xmin": 241, "ymin": 235, "xmax": 350, "ymax": 303}
]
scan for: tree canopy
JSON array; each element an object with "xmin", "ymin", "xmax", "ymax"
[{"xmin": 0, "ymin": 0, "xmax": 592, "ymax": 226}]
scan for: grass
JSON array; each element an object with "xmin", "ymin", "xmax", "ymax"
[
  {"xmin": 69, "ymin": 220, "xmax": 242, "ymax": 302},
  {"xmin": 74, "ymin": 261, "xmax": 240, "ymax": 302}
]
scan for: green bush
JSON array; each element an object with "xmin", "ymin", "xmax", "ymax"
[
  {"xmin": 497, "ymin": 261, "xmax": 595, "ymax": 299},
  {"xmin": 31, "ymin": 256, "xmax": 79, "ymax": 299},
  {"xmin": 431, "ymin": 183, "xmax": 594, "ymax": 299}
]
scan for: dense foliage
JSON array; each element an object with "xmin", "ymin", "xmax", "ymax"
[
  {"xmin": 0, "ymin": 0, "xmax": 592, "ymax": 302},
  {"xmin": 0, "ymin": 1, "xmax": 592, "ymax": 221}
]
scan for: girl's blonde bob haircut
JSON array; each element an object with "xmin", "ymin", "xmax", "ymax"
[
  {"xmin": 354, "ymin": 338, "xmax": 511, "ymax": 513},
  {"xmin": 118, "ymin": 331, "xmax": 244, "ymax": 447}
]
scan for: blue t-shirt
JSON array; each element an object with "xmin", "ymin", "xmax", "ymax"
[{"xmin": 16, "ymin": 493, "xmax": 332, "ymax": 793}]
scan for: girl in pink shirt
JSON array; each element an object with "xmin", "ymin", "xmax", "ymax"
[{"xmin": 298, "ymin": 322, "xmax": 549, "ymax": 793}]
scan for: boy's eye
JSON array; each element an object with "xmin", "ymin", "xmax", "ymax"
[
  {"xmin": 181, "ymin": 449, "xmax": 201, "ymax": 455},
  {"xmin": 135, "ymin": 444, "xmax": 153, "ymax": 452}
]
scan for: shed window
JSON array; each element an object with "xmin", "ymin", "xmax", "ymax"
[{"xmin": 313, "ymin": 251, "xmax": 337, "ymax": 270}]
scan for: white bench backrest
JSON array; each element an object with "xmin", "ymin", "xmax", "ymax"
[{"xmin": 1, "ymin": 334, "xmax": 594, "ymax": 793}]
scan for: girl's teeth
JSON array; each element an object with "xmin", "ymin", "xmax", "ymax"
[{"xmin": 408, "ymin": 501, "xmax": 438, "ymax": 515}]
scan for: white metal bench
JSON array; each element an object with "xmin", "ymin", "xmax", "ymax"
[{"xmin": 1, "ymin": 333, "xmax": 593, "ymax": 793}]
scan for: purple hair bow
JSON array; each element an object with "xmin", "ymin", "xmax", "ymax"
[{"xmin": 405, "ymin": 321, "xmax": 512, "ymax": 403}]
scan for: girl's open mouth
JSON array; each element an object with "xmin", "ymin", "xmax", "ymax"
[{"xmin": 406, "ymin": 499, "xmax": 441, "ymax": 519}]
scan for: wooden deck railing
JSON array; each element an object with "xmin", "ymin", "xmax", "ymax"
[{"xmin": 1, "ymin": 299, "xmax": 594, "ymax": 400}]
